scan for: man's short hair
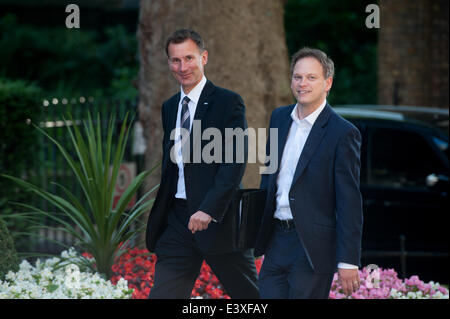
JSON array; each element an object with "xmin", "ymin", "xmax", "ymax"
[
  {"xmin": 290, "ymin": 47, "xmax": 335, "ymax": 79},
  {"xmin": 165, "ymin": 29, "xmax": 205, "ymax": 57}
]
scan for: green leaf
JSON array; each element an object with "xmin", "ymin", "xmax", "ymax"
[
  {"xmin": 1, "ymin": 111, "xmax": 159, "ymax": 278},
  {"xmin": 46, "ymin": 284, "xmax": 59, "ymax": 293}
]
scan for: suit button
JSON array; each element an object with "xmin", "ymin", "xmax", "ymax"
[{"xmin": 290, "ymin": 197, "xmax": 295, "ymax": 201}]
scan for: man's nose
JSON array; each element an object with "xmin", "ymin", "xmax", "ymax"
[
  {"xmin": 180, "ymin": 61, "xmax": 188, "ymax": 72},
  {"xmin": 298, "ymin": 78, "xmax": 307, "ymax": 86},
  {"xmin": 299, "ymin": 79, "xmax": 311, "ymax": 88}
]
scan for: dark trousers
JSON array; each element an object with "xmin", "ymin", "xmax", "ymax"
[
  {"xmin": 148, "ymin": 199, "xmax": 259, "ymax": 299},
  {"xmin": 258, "ymin": 222, "xmax": 334, "ymax": 299}
]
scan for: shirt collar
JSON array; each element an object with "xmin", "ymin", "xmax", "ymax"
[
  {"xmin": 180, "ymin": 75, "xmax": 207, "ymax": 105},
  {"xmin": 291, "ymin": 99, "xmax": 327, "ymax": 125}
]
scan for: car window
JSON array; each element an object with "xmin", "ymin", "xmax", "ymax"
[{"xmin": 369, "ymin": 128, "xmax": 446, "ymax": 188}]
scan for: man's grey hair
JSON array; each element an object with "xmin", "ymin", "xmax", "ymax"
[
  {"xmin": 290, "ymin": 47, "xmax": 335, "ymax": 79},
  {"xmin": 165, "ymin": 29, "xmax": 205, "ymax": 57}
]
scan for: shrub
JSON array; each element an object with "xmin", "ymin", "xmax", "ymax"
[
  {"xmin": 0, "ymin": 78, "xmax": 42, "ymax": 177},
  {"xmin": 0, "ymin": 77, "xmax": 43, "ymax": 249},
  {"xmin": 0, "ymin": 218, "xmax": 19, "ymax": 280}
]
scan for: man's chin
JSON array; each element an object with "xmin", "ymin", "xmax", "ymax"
[
  {"xmin": 181, "ymin": 83, "xmax": 194, "ymax": 92},
  {"xmin": 297, "ymin": 98, "xmax": 311, "ymax": 106}
]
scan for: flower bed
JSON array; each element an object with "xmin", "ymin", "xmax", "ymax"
[
  {"xmin": 330, "ymin": 267, "xmax": 449, "ymax": 299},
  {"xmin": 110, "ymin": 247, "xmax": 449, "ymax": 299},
  {"xmin": 0, "ymin": 248, "xmax": 132, "ymax": 299},
  {"xmin": 109, "ymin": 247, "xmax": 240, "ymax": 299},
  {"xmin": 1, "ymin": 246, "xmax": 448, "ymax": 299}
]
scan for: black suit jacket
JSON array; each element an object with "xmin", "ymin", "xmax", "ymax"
[
  {"xmin": 145, "ymin": 80, "xmax": 248, "ymax": 255},
  {"xmin": 254, "ymin": 103, "xmax": 363, "ymax": 274}
]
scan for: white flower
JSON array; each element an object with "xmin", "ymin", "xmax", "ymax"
[
  {"xmin": 19, "ymin": 260, "xmax": 32, "ymax": 270},
  {"xmin": 432, "ymin": 291, "xmax": 443, "ymax": 299},
  {"xmin": 5, "ymin": 271, "xmax": 16, "ymax": 281},
  {"xmin": 407, "ymin": 291, "xmax": 417, "ymax": 299},
  {"xmin": 0, "ymin": 247, "xmax": 132, "ymax": 299}
]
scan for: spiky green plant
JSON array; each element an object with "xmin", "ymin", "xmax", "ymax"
[{"xmin": 1, "ymin": 112, "xmax": 158, "ymax": 278}]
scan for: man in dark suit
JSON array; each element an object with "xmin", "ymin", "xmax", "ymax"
[
  {"xmin": 145, "ymin": 29, "xmax": 258, "ymax": 299},
  {"xmin": 255, "ymin": 48, "xmax": 363, "ymax": 298}
]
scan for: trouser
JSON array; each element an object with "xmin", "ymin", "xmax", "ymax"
[
  {"xmin": 148, "ymin": 199, "xmax": 259, "ymax": 299},
  {"xmin": 258, "ymin": 220, "xmax": 334, "ymax": 299}
]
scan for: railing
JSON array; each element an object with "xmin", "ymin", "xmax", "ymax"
[
  {"xmin": 362, "ymin": 235, "xmax": 449, "ymax": 281},
  {"xmin": 25, "ymin": 97, "xmax": 141, "ymax": 253}
]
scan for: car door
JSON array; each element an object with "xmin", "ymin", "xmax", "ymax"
[
  {"xmin": 360, "ymin": 122, "xmax": 448, "ymax": 251},
  {"xmin": 356, "ymin": 120, "xmax": 449, "ymax": 282}
]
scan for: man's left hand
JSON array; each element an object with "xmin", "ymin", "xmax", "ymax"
[
  {"xmin": 188, "ymin": 211, "xmax": 212, "ymax": 234},
  {"xmin": 338, "ymin": 268, "xmax": 360, "ymax": 296}
]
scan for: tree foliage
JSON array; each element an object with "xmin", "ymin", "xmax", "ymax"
[
  {"xmin": 0, "ymin": 14, "xmax": 138, "ymax": 100},
  {"xmin": 285, "ymin": 0, "xmax": 378, "ymax": 104}
]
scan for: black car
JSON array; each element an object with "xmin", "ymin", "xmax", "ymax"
[{"xmin": 334, "ymin": 105, "xmax": 449, "ymax": 283}]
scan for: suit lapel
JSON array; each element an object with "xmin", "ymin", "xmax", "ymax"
[
  {"xmin": 167, "ymin": 80, "xmax": 214, "ymax": 134},
  {"xmin": 165, "ymin": 81, "xmax": 214, "ymax": 153},
  {"xmin": 193, "ymin": 80, "xmax": 215, "ymax": 121},
  {"xmin": 290, "ymin": 104, "xmax": 332, "ymax": 187},
  {"xmin": 264, "ymin": 105, "xmax": 293, "ymax": 213},
  {"xmin": 167, "ymin": 92, "xmax": 181, "ymax": 134},
  {"xmin": 188, "ymin": 80, "xmax": 214, "ymax": 155},
  {"xmin": 276, "ymin": 105, "xmax": 295, "ymax": 176}
]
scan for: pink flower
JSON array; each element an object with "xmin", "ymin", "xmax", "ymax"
[{"xmin": 102, "ymin": 248, "xmax": 449, "ymax": 299}]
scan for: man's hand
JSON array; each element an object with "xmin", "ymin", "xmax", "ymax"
[
  {"xmin": 188, "ymin": 211, "xmax": 212, "ymax": 234},
  {"xmin": 338, "ymin": 268, "xmax": 360, "ymax": 296}
]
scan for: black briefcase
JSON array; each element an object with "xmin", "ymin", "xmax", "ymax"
[
  {"xmin": 210, "ymin": 188, "xmax": 266, "ymax": 253},
  {"xmin": 234, "ymin": 188, "xmax": 267, "ymax": 250}
]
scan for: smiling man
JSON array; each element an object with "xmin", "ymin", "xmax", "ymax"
[
  {"xmin": 255, "ymin": 47, "xmax": 364, "ymax": 298},
  {"xmin": 145, "ymin": 29, "xmax": 258, "ymax": 299}
]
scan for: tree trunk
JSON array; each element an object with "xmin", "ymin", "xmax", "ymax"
[
  {"xmin": 137, "ymin": 0, "xmax": 292, "ymax": 199},
  {"xmin": 378, "ymin": 0, "xmax": 449, "ymax": 107}
]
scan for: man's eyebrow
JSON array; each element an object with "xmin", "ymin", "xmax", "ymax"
[
  {"xmin": 292, "ymin": 73, "xmax": 318, "ymax": 76},
  {"xmin": 170, "ymin": 55, "xmax": 194, "ymax": 60}
]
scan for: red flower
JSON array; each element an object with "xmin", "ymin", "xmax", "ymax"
[
  {"xmin": 107, "ymin": 247, "xmax": 263, "ymax": 299},
  {"xmin": 82, "ymin": 252, "xmax": 93, "ymax": 259}
]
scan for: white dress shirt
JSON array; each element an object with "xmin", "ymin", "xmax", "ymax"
[
  {"xmin": 174, "ymin": 75, "xmax": 207, "ymax": 199},
  {"xmin": 274, "ymin": 99, "xmax": 326, "ymax": 220},
  {"xmin": 274, "ymin": 99, "xmax": 357, "ymax": 270}
]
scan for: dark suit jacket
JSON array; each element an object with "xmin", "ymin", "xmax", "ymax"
[
  {"xmin": 254, "ymin": 103, "xmax": 363, "ymax": 274},
  {"xmin": 145, "ymin": 80, "xmax": 248, "ymax": 255}
]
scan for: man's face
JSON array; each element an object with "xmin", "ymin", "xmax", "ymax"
[
  {"xmin": 290, "ymin": 57, "xmax": 333, "ymax": 110},
  {"xmin": 167, "ymin": 39, "xmax": 208, "ymax": 94}
]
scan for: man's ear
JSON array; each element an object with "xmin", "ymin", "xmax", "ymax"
[
  {"xmin": 325, "ymin": 76, "xmax": 333, "ymax": 93},
  {"xmin": 202, "ymin": 50, "xmax": 208, "ymax": 66}
]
